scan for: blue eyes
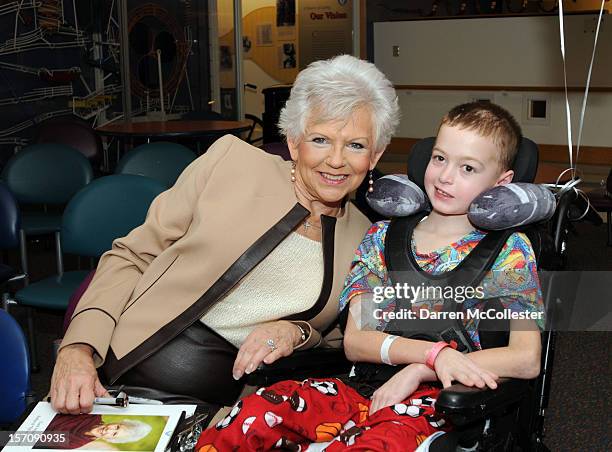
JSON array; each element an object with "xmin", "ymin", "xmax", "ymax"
[{"xmin": 310, "ymin": 137, "xmax": 366, "ymax": 151}]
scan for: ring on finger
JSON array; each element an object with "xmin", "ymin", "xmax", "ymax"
[{"xmin": 266, "ymin": 338, "xmax": 277, "ymax": 352}]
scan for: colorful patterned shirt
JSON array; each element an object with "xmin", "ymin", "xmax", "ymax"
[{"xmin": 339, "ymin": 221, "xmax": 544, "ymax": 349}]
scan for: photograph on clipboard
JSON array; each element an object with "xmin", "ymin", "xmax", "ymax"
[{"xmin": 3, "ymin": 402, "xmax": 196, "ymax": 452}]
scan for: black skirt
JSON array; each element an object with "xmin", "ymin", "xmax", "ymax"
[{"xmin": 103, "ymin": 321, "xmax": 245, "ymax": 406}]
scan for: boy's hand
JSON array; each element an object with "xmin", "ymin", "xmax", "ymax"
[
  {"xmin": 370, "ymin": 363, "xmax": 431, "ymax": 414},
  {"xmin": 434, "ymin": 348, "xmax": 498, "ymax": 389}
]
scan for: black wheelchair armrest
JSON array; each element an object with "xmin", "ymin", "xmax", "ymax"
[
  {"xmin": 435, "ymin": 378, "xmax": 530, "ymax": 426},
  {"xmin": 245, "ymin": 347, "xmax": 351, "ymax": 387}
]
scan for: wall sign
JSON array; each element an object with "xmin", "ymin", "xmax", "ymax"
[{"xmin": 298, "ymin": 0, "xmax": 353, "ymax": 69}]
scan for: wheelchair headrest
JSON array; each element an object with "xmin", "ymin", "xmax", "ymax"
[
  {"xmin": 407, "ymin": 137, "xmax": 539, "ymax": 190},
  {"xmin": 368, "ymin": 136, "xmax": 554, "ymax": 230}
]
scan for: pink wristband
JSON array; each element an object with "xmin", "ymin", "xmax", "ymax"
[{"xmin": 425, "ymin": 341, "xmax": 456, "ymax": 370}]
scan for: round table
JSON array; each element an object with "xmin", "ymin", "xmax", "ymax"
[
  {"xmin": 96, "ymin": 119, "xmax": 252, "ymax": 167},
  {"xmin": 96, "ymin": 119, "xmax": 252, "ymax": 139}
]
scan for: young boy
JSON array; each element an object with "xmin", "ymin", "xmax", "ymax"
[{"xmin": 195, "ymin": 102, "xmax": 545, "ymax": 451}]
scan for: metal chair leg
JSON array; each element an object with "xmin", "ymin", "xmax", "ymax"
[
  {"xmin": 55, "ymin": 231, "xmax": 63, "ymax": 276},
  {"xmin": 102, "ymin": 140, "xmax": 111, "ymax": 173},
  {"xmin": 26, "ymin": 307, "xmax": 40, "ymax": 373},
  {"xmin": 19, "ymin": 229, "xmax": 29, "ymax": 286}
]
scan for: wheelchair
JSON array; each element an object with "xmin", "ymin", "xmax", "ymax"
[
  {"xmin": 25, "ymin": 137, "xmax": 593, "ymax": 451},
  {"xmin": 243, "ymin": 136, "xmax": 595, "ymax": 452}
]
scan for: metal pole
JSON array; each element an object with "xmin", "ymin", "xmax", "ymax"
[
  {"xmin": 208, "ymin": 0, "xmax": 220, "ymax": 113},
  {"xmin": 233, "ymin": 0, "xmax": 243, "ymax": 120},
  {"xmin": 118, "ymin": 0, "xmax": 132, "ymax": 122},
  {"xmin": 92, "ymin": 31, "xmax": 107, "ymax": 124},
  {"xmin": 352, "ymin": 0, "xmax": 360, "ymax": 58},
  {"xmin": 157, "ymin": 49, "xmax": 165, "ymax": 116}
]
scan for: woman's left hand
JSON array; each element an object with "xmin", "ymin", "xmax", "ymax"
[
  {"xmin": 232, "ymin": 321, "xmax": 301, "ymax": 380},
  {"xmin": 369, "ymin": 363, "xmax": 433, "ymax": 414}
]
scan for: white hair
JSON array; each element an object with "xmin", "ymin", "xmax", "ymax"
[
  {"xmin": 105, "ymin": 419, "xmax": 152, "ymax": 444},
  {"xmin": 278, "ymin": 54, "xmax": 400, "ymax": 152}
]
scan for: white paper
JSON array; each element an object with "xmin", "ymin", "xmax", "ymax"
[{"xmin": 3, "ymin": 402, "xmax": 196, "ymax": 452}]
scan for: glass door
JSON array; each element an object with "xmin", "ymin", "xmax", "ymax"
[{"xmin": 208, "ymin": 0, "xmax": 360, "ymax": 123}]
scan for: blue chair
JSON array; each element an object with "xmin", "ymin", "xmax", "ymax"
[
  {"xmin": 8, "ymin": 175, "xmax": 166, "ymax": 370},
  {"xmin": 115, "ymin": 141, "xmax": 196, "ymax": 188},
  {"xmin": 0, "ymin": 183, "xmax": 30, "ymax": 375},
  {"xmin": 0, "ymin": 182, "xmax": 21, "ymax": 290},
  {"xmin": 0, "ymin": 144, "xmax": 94, "ymax": 282},
  {"xmin": 0, "ymin": 310, "xmax": 32, "ymax": 426}
]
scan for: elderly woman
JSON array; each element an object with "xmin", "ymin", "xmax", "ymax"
[
  {"xmin": 36, "ymin": 415, "xmax": 151, "ymax": 449},
  {"xmin": 50, "ymin": 54, "xmax": 399, "ymax": 413}
]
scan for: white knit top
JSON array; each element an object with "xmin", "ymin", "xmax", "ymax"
[{"xmin": 201, "ymin": 232, "xmax": 324, "ymax": 347}]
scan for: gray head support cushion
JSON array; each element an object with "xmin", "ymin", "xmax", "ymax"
[
  {"xmin": 366, "ymin": 175, "xmax": 556, "ymax": 230},
  {"xmin": 365, "ymin": 175, "xmax": 428, "ymax": 217},
  {"xmin": 468, "ymin": 182, "xmax": 556, "ymax": 230}
]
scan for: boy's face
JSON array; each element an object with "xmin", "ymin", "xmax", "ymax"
[{"xmin": 424, "ymin": 124, "xmax": 514, "ymax": 216}]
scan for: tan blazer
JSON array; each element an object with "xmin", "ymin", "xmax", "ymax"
[{"xmin": 61, "ymin": 135, "xmax": 372, "ymax": 384}]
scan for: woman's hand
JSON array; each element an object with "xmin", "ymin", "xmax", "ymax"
[
  {"xmin": 50, "ymin": 344, "xmax": 110, "ymax": 414},
  {"xmin": 370, "ymin": 363, "xmax": 431, "ymax": 414},
  {"xmin": 434, "ymin": 347, "xmax": 498, "ymax": 389},
  {"xmin": 232, "ymin": 321, "xmax": 301, "ymax": 380}
]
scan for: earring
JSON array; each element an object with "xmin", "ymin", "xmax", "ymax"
[
  {"xmin": 368, "ymin": 170, "xmax": 374, "ymax": 193},
  {"xmin": 291, "ymin": 161, "xmax": 296, "ymax": 182}
]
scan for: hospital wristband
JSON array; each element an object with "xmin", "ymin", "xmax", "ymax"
[
  {"xmin": 380, "ymin": 334, "xmax": 399, "ymax": 365},
  {"xmin": 425, "ymin": 341, "xmax": 456, "ymax": 370}
]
